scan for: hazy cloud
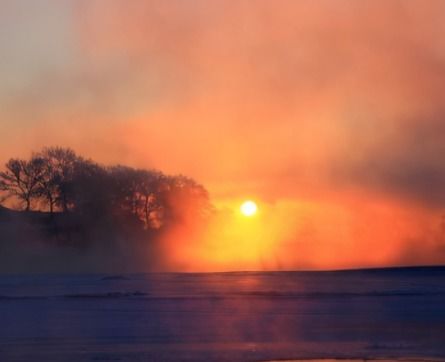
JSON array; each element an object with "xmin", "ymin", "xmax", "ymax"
[{"xmin": 2, "ymin": 0, "xmax": 445, "ymax": 268}]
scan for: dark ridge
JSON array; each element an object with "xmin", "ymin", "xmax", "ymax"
[
  {"xmin": 0, "ymin": 295, "xmax": 48, "ymax": 300},
  {"xmin": 168, "ymin": 265, "xmax": 445, "ymax": 276},
  {"xmin": 101, "ymin": 275, "xmax": 130, "ymax": 281},
  {"xmin": 2, "ymin": 290, "xmax": 444, "ymax": 302},
  {"xmin": 329, "ymin": 265, "xmax": 445, "ymax": 275},
  {"xmin": 63, "ymin": 291, "xmax": 147, "ymax": 299}
]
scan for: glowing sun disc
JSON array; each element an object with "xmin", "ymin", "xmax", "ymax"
[{"xmin": 240, "ymin": 200, "xmax": 258, "ymax": 217}]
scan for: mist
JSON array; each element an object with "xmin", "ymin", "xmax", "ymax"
[{"xmin": 1, "ymin": 1, "xmax": 445, "ymax": 270}]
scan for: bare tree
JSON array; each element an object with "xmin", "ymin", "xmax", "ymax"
[
  {"xmin": 33, "ymin": 155, "xmax": 58, "ymax": 214},
  {"xmin": 107, "ymin": 166, "xmax": 163, "ymax": 228},
  {"xmin": 136, "ymin": 170, "xmax": 164, "ymax": 228},
  {"xmin": 159, "ymin": 175, "xmax": 212, "ymax": 225},
  {"xmin": 38, "ymin": 147, "xmax": 80, "ymax": 212},
  {"xmin": 0, "ymin": 146, "xmax": 213, "ymax": 235},
  {"xmin": 108, "ymin": 165, "xmax": 141, "ymax": 217},
  {"xmin": 0, "ymin": 158, "xmax": 44, "ymax": 211}
]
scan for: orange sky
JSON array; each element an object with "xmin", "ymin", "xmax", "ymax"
[{"xmin": 2, "ymin": 0, "xmax": 445, "ymax": 270}]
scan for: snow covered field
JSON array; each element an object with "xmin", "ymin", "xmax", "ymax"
[{"xmin": 1, "ymin": 267, "xmax": 445, "ymax": 361}]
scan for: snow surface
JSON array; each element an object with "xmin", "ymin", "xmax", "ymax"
[{"xmin": 1, "ymin": 268, "xmax": 445, "ymax": 361}]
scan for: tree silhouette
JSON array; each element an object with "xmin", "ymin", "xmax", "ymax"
[
  {"xmin": 0, "ymin": 147, "xmax": 213, "ymax": 234},
  {"xmin": 160, "ymin": 175, "xmax": 212, "ymax": 225},
  {"xmin": 138, "ymin": 170, "xmax": 165, "ymax": 228},
  {"xmin": 33, "ymin": 155, "xmax": 58, "ymax": 214},
  {"xmin": 108, "ymin": 166, "xmax": 165, "ymax": 228},
  {"xmin": 0, "ymin": 158, "xmax": 44, "ymax": 211},
  {"xmin": 38, "ymin": 147, "xmax": 81, "ymax": 212}
]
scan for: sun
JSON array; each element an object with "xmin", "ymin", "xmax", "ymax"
[{"xmin": 240, "ymin": 200, "xmax": 258, "ymax": 217}]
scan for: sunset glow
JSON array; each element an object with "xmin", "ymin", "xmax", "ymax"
[{"xmin": 1, "ymin": 1, "xmax": 445, "ymax": 271}]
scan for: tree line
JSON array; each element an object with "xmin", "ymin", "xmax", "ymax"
[{"xmin": 0, "ymin": 147, "xmax": 212, "ymax": 230}]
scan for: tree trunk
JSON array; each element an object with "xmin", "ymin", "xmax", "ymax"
[
  {"xmin": 62, "ymin": 194, "xmax": 68, "ymax": 212},
  {"xmin": 49, "ymin": 196, "xmax": 53, "ymax": 214},
  {"xmin": 144, "ymin": 195, "xmax": 149, "ymax": 228}
]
